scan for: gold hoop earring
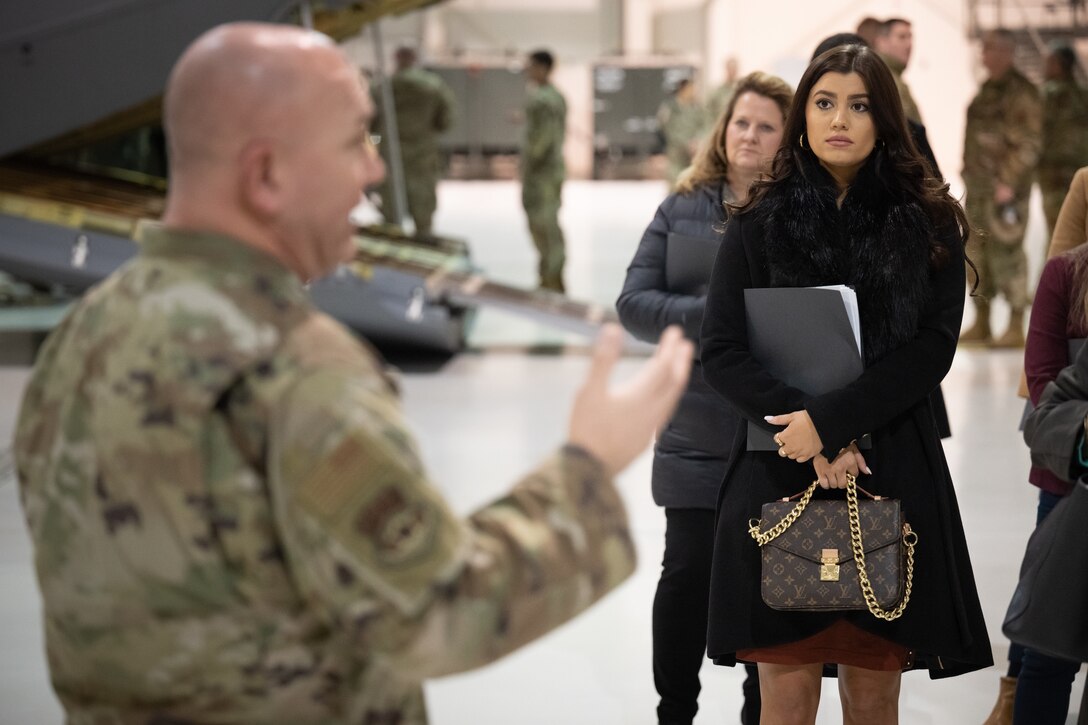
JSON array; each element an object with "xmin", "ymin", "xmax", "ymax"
[{"xmin": 798, "ymin": 133, "xmax": 808, "ymax": 150}]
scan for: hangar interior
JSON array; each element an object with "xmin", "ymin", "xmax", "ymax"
[{"xmin": 2, "ymin": 1, "xmax": 1088, "ymax": 723}]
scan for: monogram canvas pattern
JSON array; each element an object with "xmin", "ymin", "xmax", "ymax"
[{"xmin": 759, "ymin": 498, "xmax": 904, "ymax": 611}]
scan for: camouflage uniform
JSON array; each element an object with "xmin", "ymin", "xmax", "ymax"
[
  {"xmin": 705, "ymin": 80, "xmax": 737, "ymax": 124},
  {"xmin": 1038, "ymin": 77, "xmax": 1088, "ymax": 235},
  {"xmin": 374, "ymin": 66, "xmax": 455, "ymax": 236},
  {"xmin": 656, "ymin": 97, "xmax": 709, "ymax": 188},
  {"xmin": 13, "ymin": 225, "xmax": 636, "ymax": 724},
  {"xmin": 521, "ymin": 82, "xmax": 568, "ymax": 292},
  {"xmin": 880, "ymin": 53, "xmax": 922, "ymax": 125},
  {"xmin": 963, "ymin": 67, "xmax": 1042, "ymax": 311}
]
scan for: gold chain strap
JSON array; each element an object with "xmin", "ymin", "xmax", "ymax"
[
  {"xmin": 846, "ymin": 474, "xmax": 916, "ymax": 620},
  {"xmin": 748, "ymin": 473, "xmax": 918, "ymax": 621},
  {"xmin": 747, "ymin": 481, "xmax": 818, "ymax": 546}
]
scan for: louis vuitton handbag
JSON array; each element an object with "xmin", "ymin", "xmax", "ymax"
[{"xmin": 748, "ymin": 473, "xmax": 917, "ymax": 621}]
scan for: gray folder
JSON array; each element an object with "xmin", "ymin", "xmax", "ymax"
[
  {"xmin": 743, "ymin": 286, "xmax": 868, "ymax": 451},
  {"xmin": 665, "ymin": 232, "xmax": 720, "ymax": 295}
]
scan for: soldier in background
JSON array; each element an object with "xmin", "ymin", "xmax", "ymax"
[
  {"xmin": 855, "ymin": 16, "xmax": 883, "ymax": 47},
  {"xmin": 521, "ymin": 48, "xmax": 568, "ymax": 292},
  {"xmin": 962, "ymin": 28, "xmax": 1042, "ymax": 347},
  {"xmin": 12, "ymin": 23, "xmax": 694, "ymax": 724},
  {"xmin": 706, "ymin": 56, "xmax": 740, "ymax": 121},
  {"xmin": 874, "ymin": 17, "xmax": 922, "ymax": 125},
  {"xmin": 373, "ymin": 46, "xmax": 455, "ymax": 237},
  {"xmin": 1039, "ymin": 43, "xmax": 1088, "ymax": 251},
  {"xmin": 657, "ymin": 78, "xmax": 709, "ymax": 189}
]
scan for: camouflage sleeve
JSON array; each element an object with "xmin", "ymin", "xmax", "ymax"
[
  {"xmin": 13, "ymin": 307, "xmax": 82, "ymax": 487},
  {"xmin": 523, "ymin": 97, "xmax": 560, "ymax": 168},
  {"xmin": 268, "ymin": 368, "xmax": 636, "ymax": 679},
  {"xmin": 434, "ymin": 80, "xmax": 455, "ymax": 134},
  {"xmin": 1000, "ymin": 84, "xmax": 1042, "ymax": 189}
]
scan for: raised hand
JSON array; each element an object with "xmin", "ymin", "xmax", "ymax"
[{"xmin": 568, "ymin": 324, "xmax": 694, "ymax": 475}]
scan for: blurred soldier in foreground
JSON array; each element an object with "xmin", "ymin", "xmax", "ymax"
[
  {"xmin": 962, "ymin": 28, "xmax": 1042, "ymax": 347},
  {"xmin": 13, "ymin": 23, "xmax": 693, "ymax": 724},
  {"xmin": 657, "ymin": 77, "xmax": 709, "ymax": 189},
  {"xmin": 373, "ymin": 46, "xmax": 455, "ymax": 236},
  {"xmin": 1039, "ymin": 43, "xmax": 1088, "ymax": 250},
  {"xmin": 521, "ymin": 49, "xmax": 568, "ymax": 292},
  {"xmin": 874, "ymin": 17, "xmax": 922, "ymax": 125}
]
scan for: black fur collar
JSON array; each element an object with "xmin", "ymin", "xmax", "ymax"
[{"xmin": 750, "ymin": 155, "xmax": 934, "ymax": 365}]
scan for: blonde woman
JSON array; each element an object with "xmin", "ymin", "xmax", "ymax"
[{"xmin": 617, "ymin": 71, "xmax": 793, "ymax": 725}]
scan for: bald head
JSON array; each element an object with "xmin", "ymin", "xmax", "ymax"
[
  {"xmin": 161, "ymin": 23, "xmax": 384, "ymax": 282},
  {"xmin": 165, "ymin": 23, "xmax": 346, "ymax": 175}
]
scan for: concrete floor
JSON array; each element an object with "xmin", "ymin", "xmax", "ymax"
[{"xmin": 0, "ymin": 180, "xmax": 1081, "ymax": 724}]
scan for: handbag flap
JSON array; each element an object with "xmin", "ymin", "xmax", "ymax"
[{"xmin": 760, "ymin": 498, "xmax": 902, "ymax": 564}]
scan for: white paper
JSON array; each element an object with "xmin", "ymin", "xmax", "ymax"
[{"xmin": 812, "ymin": 284, "xmax": 861, "ymax": 357}]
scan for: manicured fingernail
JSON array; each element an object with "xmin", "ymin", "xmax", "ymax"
[
  {"xmin": 865, "ymin": 466, "xmax": 873, "ymax": 474},
  {"xmin": 764, "ymin": 415, "xmax": 774, "ymax": 421}
]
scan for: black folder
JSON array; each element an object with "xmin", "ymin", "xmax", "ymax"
[
  {"xmin": 665, "ymin": 232, "xmax": 720, "ymax": 295},
  {"xmin": 743, "ymin": 286, "xmax": 868, "ymax": 451}
]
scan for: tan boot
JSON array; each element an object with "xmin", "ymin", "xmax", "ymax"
[
  {"xmin": 960, "ymin": 298, "xmax": 992, "ymax": 345},
  {"xmin": 982, "ymin": 675, "xmax": 1016, "ymax": 725},
  {"xmin": 992, "ymin": 309, "xmax": 1026, "ymax": 348}
]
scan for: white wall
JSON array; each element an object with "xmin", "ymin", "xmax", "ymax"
[{"xmin": 344, "ymin": 0, "xmax": 982, "ymax": 188}]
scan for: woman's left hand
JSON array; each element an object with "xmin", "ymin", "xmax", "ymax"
[
  {"xmin": 766, "ymin": 410, "xmax": 823, "ymax": 463},
  {"xmin": 812, "ymin": 445, "xmax": 864, "ymax": 489}
]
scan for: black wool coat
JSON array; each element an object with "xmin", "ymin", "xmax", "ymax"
[
  {"xmin": 699, "ymin": 158, "xmax": 993, "ymax": 678},
  {"xmin": 617, "ymin": 182, "xmax": 739, "ymax": 509}
]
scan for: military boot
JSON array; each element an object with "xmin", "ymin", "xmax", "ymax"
[
  {"xmin": 960, "ymin": 298, "xmax": 992, "ymax": 345},
  {"xmin": 992, "ymin": 309, "xmax": 1026, "ymax": 348},
  {"xmin": 981, "ymin": 676, "xmax": 1016, "ymax": 725}
]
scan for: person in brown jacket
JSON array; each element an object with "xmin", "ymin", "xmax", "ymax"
[{"xmin": 1047, "ymin": 166, "xmax": 1088, "ymax": 259}]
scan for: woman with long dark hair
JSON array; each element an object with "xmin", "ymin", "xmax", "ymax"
[{"xmin": 700, "ymin": 44, "xmax": 992, "ymax": 722}]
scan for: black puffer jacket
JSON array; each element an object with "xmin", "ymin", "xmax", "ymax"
[{"xmin": 617, "ymin": 182, "xmax": 737, "ymax": 509}]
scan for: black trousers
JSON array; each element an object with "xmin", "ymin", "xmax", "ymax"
[{"xmin": 654, "ymin": 507, "xmax": 760, "ymax": 725}]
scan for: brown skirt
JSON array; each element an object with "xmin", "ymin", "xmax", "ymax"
[{"xmin": 736, "ymin": 619, "xmax": 910, "ymax": 671}]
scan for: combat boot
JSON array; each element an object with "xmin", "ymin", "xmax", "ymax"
[
  {"xmin": 992, "ymin": 309, "xmax": 1026, "ymax": 348},
  {"xmin": 541, "ymin": 272, "xmax": 565, "ymax": 294},
  {"xmin": 981, "ymin": 675, "xmax": 1016, "ymax": 725},
  {"xmin": 960, "ymin": 298, "xmax": 992, "ymax": 345}
]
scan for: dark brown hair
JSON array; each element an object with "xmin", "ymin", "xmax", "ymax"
[
  {"xmin": 881, "ymin": 18, "xmax": 911, "ymax": 34},
  {"xmin": 735, "ymin": 44, "xmax": 970, "ymax": 267}
]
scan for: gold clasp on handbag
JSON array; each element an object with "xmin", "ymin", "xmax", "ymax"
[{"xmin": 820, "ymin": 548, "xmax": 840, "ymax": 581}]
